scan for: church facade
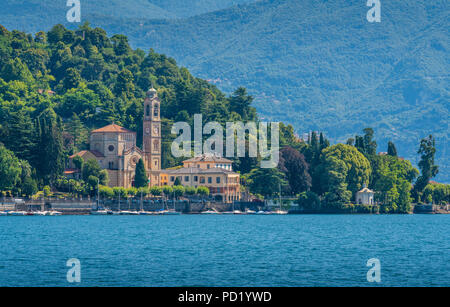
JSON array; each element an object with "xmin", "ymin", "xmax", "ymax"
[{"xmin": 66, "ymin": 88, "xmax": 161, "ymax": 189}]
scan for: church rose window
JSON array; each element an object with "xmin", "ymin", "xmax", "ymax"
[{"xmin": 108, "ymin": 145, "xmax": 114, "ymax": 152}]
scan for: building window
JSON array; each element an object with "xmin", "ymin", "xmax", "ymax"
[
  {"xmin": 194, "ymin": 176, "xmax": 198, "ymax": 182},
  {"xmin": 216, "ymin": 177, "xmax": 221, "ymax": 184},
  {"xmin": 108, "ymin": 145, "xmax": 114, "ymax": 152},
  {"xmin": 184, "ymin": 176, "xmax": 189, "ymax": 182},
  {"xmin": 207, "ymin": 164, "xmax": 210, "ymax": 169},
  {"xmin": 170, "ymin": 176, "xmax": 175, "ymax": 182},
  {"xmin": 154, "ymin": 104, "xmax": 159, "ymax": 117},
  {"xmin": 200, "ymin": 177, "xmax": 205, "ymax": 184},
  {"xmin": 108, "ymin": 161, "xmax": 114, "ymax": 169},
  {"xmin": 208, "ymin": 177, "xmax": 212, "ymax": 184},
  {"xmin": 146, "ymin": 105, "xmax": 150, "ymax": 117}
]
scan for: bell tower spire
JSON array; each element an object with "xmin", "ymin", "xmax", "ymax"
[{"xmin": 143, "ymin": 87, "xmax": 161, "ymax": 186}]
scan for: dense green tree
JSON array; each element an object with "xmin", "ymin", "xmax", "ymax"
[
  {"xmin": 173, "ymin": 185, "xmax": 185, "ymax": 198},
  {"xmin": 150, "ymin": 186, "xmax": 162, "ymax": 196},
  {"xmin": 0, "ymin": 145, "xmax": 21, "ymax": 191},
  {"xmin": 35, "ymin": 108, "xmax": 65, "ymax": 185},
  {"xmin": 162, "ymin": 185, "xmax": 173, "ymax": 197},
  {"xmin": 413, "ymin": 135, "xmax": 439, "ymax": 202},
  {"xmin": 22, "ymin": 176, "xmax": 38, "ymax": 197},
  {"xmin": 278, "ymin": 147, "xmax": 311, "ymax": 195},
  {"xmin": 297, "ymin": 191, "xmax": 321, "ymax": 210},
  {"xmin": 72, "ymin": 155, "xmax": 84, "ymax": 170},
  {"xmin": 319, "ymin": 144, "xmax": 372, "ymax": 199},
  {"xmin": 228, "ymin": 87, "xmax": 257, "ymax": 121},
  {"xmin": 247, "ymin": 167, "xmax": 287, "ymax": 197},
  {"xmin": 0, "ymin": 58, "xmax": 34, "ymax": 84},
  {"xmin": 174, "ymin": 177, "xmax": 182, "ymax": 186},
  {"xmin": 134, "ymin": 158, "xmax": 148, "ymax": 188},
  {"xmin": 387, "ymin": 141, "xmax": 398, "ymax": 157},
  {"xmin": 197, "ymin": 186, "xmax": 210, "ymax": 197},
  {"xmin": 81, "ymin": 158, "xmax": 101, "ymax": 182},
  {"xmin": 62, "ymin": 68, "xmax": 82, "ymax": 90}
]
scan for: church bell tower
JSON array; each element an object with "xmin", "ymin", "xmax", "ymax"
[{"xmin": 143, "ymin": 88, "xmax": 161, "ymax": 186}]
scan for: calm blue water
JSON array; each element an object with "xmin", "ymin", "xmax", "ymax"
[{"xmin": 0, "ymin": 215, "xmax": 448, "ymax": 287}]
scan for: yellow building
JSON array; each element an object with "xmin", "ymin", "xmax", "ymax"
[{"xmin": 161, "ymin": 154, "xmax": 240, "ymax": 203}]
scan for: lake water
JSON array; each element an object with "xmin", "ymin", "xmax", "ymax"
[{"xmin": 0, "ymin": 215, "xmax": 448, "ymax": 287}]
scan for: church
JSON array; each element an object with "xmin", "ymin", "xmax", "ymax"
[
  {"xmin": 66, "ymin": 88, "xmax": 162, "ymax": 188},
  {"xmin": 65, "ymin": 88, "xmax": 241, "ymax": 202}
]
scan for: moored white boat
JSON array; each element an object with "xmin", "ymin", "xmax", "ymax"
[
  {"xmin": 201, "ymin": 209, "xmax": 220, "ymax": 214},
  {"xmin": 245, "ymin": 209, "xmax": 256, "ymax": 214},
  {"xmin": 49, "ymin": 211, "xmax": 62, "ymax": 216},
  {"xmin": 0, "ymin": 211, "xmax": 7, "ymax": 216},
  {"xmin": 274, "ymin": 210, "xmax": 288, "ymax": 215},
  {"xmin": 233, "ymin": 210, "xmax": 244, "ymax": 215},
  {"xmin": 163, "ymin": 209, "xmax": 181, "ymax": 215}
]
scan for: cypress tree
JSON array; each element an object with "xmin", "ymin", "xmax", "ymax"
[
  {"xmin": 134, "ymin": 158, "xmax": 148, "ymax": 188},
  {"xmin": 387, "ymin": 141, "xmax": 397, "ymax": 157}
]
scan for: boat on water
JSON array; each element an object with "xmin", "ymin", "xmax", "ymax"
[
  {"xmin": 91, "ymin": 210, "xmax": 109, "ymax": 215},
  {"xmin": 8, "ymin": 211, "xmax": 27, "ymax": 216},
  {"xmin": 256, "ymin": 210, "xmax": 271, "ymax": 215},
  {"xmin": 49, "ymin": 211, "xmax": 62, "ymax": 216},
  {"xmin": 233, "ymin": 210, "xmax": 244, "ymax": 215},
  {"xmin": 245, "ymin": 209, "xmax": 257, "ymax": 214},
  {"xmin": 201, "ymin": 209, "xmax": 220, "ymax": 214},
  {"xmin": 272, "ymin": 209, "xmax": 288, "ymax": 215},
  {"xmin": 0, "ymin": 211, "xmax": 8, "ymax": 216},
  {"xmin": 33, "ymin": 211, "xmax": 48, "ymax": 216}
]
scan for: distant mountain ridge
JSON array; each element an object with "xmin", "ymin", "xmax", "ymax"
[
  {"xmin": 92, "ymin": 0, "xmax": 449, "ymax": 182},
  {"xmin": 0, "ymin": 0, "xmax": 448, "ymax": 182}
]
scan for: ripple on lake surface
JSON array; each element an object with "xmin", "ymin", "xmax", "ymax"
[{"xmin": 0, "ymin": 215, "xmax": 448, "ymax": 286}]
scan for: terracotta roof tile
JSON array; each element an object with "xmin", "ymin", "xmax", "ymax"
[{"xmin": 91, "ymin": 124, "xmax": 135, "ymax": 134}]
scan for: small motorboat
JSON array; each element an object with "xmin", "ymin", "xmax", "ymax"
[
  {"xmin": 245, "ymin": 209, "xmax": 256, "ymax": 214},
  {"xmin": 273, "ymin": 210, "xmax": 288, "ymax": 215},
  {"xmin": 201, "ymin": 210, "xmax": 220, "ymax": 214},
  {"xmin": 163, "ymin": 209, "xmax": 181, "ymax": 215},
  {"xmin": 49, "ymin": 211, "xmax": 62, "ymax": 216},
  {"xmin": 138, "ymin": 211, "xmax": 153, "ymax": 215},
  {"xmin": 233, "ymin": 210, "xmax": 244, "ymax": 215},
  {"xmin": 34, "ymin": 211, "xmax": 48, "ymax": 216},
  {"xmin": 0, "ymin": 211, "xmax": 7, "ymax": 216}
]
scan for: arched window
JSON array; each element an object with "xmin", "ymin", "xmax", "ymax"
[
  {"xmin": 153, "ymin": 104, "xmax": 159, "ymax": 117},
  {"xmin": 146, "ymin": 105, "xmax": 150, "ymax": 117}
]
